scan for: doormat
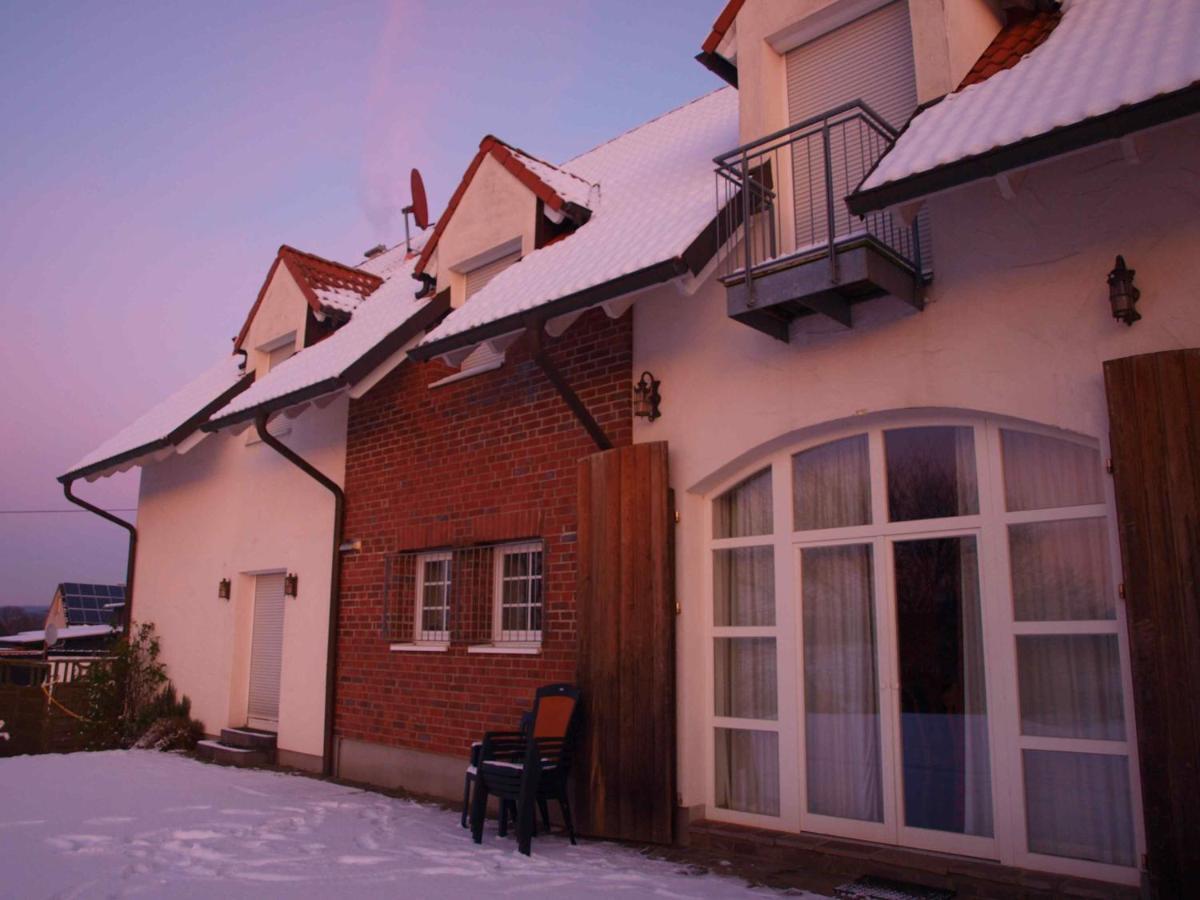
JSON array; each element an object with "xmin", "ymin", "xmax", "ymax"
[{"xmin": 833, "ymin": 876, "xmax": 954, "ymax": 900}]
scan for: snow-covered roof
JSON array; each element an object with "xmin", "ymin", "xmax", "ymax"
[
  {"xmin": 62, "ymin": 355, "xmax": 249, "ymax": 482},
  {"xmin": 2, "ymin": 624, "xmax": 119, "ymax": 645},
  {"xmin": 206, "ymin": 240, "xmax": 446, "ymax": 428},
  {"xmin": 506, "ymin": 145, "xmax": 596, "ymax": 210},
  {"xmin": 855, "ymin": 0, "xmax": 1200, "ymax": 205},
  {"xmin": 416, "ymin": 87, "xmax": 738, "ymax": 356}
]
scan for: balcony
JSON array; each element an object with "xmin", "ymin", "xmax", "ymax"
[{"xmin": 714, "ymin": 101, "xmax": 928, "ymax": 341}]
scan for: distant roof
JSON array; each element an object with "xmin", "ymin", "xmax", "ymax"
[
  {"xmin": 413, "ymin": 88, "xmax": 738, "ymax": 360},
  {"xmin": 414, "ymin": 135, "xmax": 597, "ymax": 275},
  {"xmin": 852, "ymin": 0, "xmax": 1200, "ymax": 212},
  {"xmin": 61, "ymin": 356, "xmax": 251, "ymax": 483},
  {"xmin": 59, "ymin": 583, "xmax": 125, "ymax": 626},
  {"xmin": 206, "ymin": 238, "xmax": 449, "ymax": 430},
  {"xmin": 2, "ymin": 623, "xmax": 119, "ymax": 645},
  {"xmin": 234, "ymin": 246, "xmax": 385, "ymax": 351}
]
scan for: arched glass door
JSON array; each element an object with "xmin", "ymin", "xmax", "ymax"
[{"xmin": 707, "ymin": 415, "xmax": 1141, "ymax": 884}]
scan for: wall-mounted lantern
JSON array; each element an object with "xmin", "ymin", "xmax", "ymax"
[
  {"xmin": 633, "ymin": 371, "xmax": 662, "ymax": 422},
  {"xmin": 284, "ymin": 573, "xmax": 298, "ymax": 598},
  {"xmin": 1107, "ymin": 255, "xmax": 1141, "ymax": 326},
  {"xmin": 218, "ymin": 578, "xmax": 231, "ymax": 600}
]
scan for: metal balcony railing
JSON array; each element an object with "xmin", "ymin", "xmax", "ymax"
[{"xmin": 714, "ymin": 100, "xmax": 924, "ymax": 294}]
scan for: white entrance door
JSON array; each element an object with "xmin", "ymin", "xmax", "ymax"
[{"xmin": 247, "ymin": 572, "xmax": 285, "ymax": 731}]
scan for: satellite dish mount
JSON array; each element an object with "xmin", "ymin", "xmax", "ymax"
[{"xmin": 403, "ymin": 168, "xmax": 431, "ymax": 253}]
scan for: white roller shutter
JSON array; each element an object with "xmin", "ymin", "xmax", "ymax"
[
  {"xmin": 786, "ymin": 1, "xmax": 928, "ymax": 264},
  {"xmin": 465, "ymin": 250, "xmax": 521, "ymax": 300},
  {"xmin": 247, "ymin": 572, "xmax": 285, "ymax": 729}
]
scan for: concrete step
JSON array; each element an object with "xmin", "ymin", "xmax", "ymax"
[
  {"xmin": 219, "ymin": 727, "xmax": 277, "ymax": 752},
  {"xmin": 196, "ymin": 739, "xmax": 273, "ymax": 768}
]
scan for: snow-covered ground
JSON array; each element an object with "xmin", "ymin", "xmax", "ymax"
[{"xmin": 0, "ymin": 751, "xmax": 820, "ymax": 899}]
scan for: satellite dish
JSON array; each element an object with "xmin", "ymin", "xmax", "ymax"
[
  {"xmin": 44, "ymin": 622, "xmax": 59, "ymax": 648},
  {"xmin": 410, "ymin": 168, "xmax": 430, "ymax": 230}
]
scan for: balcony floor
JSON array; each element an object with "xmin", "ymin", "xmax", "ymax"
[{"xmin": 723, "ymin": 235, "xmax": 925, "ymax": 341}]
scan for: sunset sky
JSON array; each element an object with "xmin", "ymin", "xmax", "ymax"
[{"xmin": 1, "ymin": 0, "xmax": 722, "ymax": 607}]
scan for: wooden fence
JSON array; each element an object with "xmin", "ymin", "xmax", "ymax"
[{"xmin": 0, "ymin": 657, "xmax": 106, "ymax": 757}]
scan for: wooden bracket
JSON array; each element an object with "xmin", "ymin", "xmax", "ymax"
[{"xmin": 528, "ymin": 323, "xmax": 614, "ymax": 452}]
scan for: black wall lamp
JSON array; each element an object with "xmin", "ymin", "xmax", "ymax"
[
  {"xmin": 1107, "ymin": 255, "xmax": 1141, "ymax": 326},
  {"xmin": 284, "ymin": 573, "xmax": 298, "ymax": 598},
  {"xmin": 633, "ymin": 371, "xmax": 661, "ymax": 421},
  {"xmin": 218, "ymin": 578, "xmax": 231, "ymax": 600}
]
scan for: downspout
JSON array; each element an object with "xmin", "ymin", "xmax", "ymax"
[
  {"xmin": 254, "ymin": 411, "xmax": 344, "ymax": 778},
  {"xmin": 62, "ymin": 479, "xmax": 137, "ymax": 634}
]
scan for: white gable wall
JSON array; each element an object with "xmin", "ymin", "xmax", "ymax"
[
  {"xmin": 635, "ymin": 116, "xmax": 1200, "ymax": 860},
  {"xmin": 132, "ymin": 396, "xmax": 348, "ymax": 767},
  {"xmin": 242, "ymin": 262, "xmax": 311, "ymax": 372},
  {"xmin": 434, "ymin": 153, "xmax": 539, "ymax": 307}
]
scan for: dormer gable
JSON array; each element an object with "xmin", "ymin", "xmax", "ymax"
[
  {"xmin": 414, "ymin": 135, "xmax": 595, "ymax": 307},
  {"xmin": 233, "ymin": 246, "xmax": 384, "ymax": 374}
]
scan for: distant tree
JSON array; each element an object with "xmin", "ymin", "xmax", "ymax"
[{"xmin": 0, "ymin": 606, "xmax": 45, "ymax": 636}]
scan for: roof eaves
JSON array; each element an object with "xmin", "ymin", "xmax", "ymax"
[
  {"xmin": 204, "ymin": 290, "xmax": 452, "ymax": 430},
  {"xmin": 410, "ymin": 256, "xmax": 689, "ymax": 362},
  {"xmin": 847, "ymin": 81, "xmax": 1200, "ymax": 216},
  {"xmin": 59, "ymin": 370, "xmax": 256, "ymax": 484},
  {"xmin": 233, "ymin": 256, "xmax": 285, "ymax": 352}
]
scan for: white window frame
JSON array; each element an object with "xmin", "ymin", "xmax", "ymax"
[
  {"xmin": 491, "ymin": 541, "xmax": 543, "ymax": 646},
  {"xmin": 414, "ymin": 551, "xmax": 452, "ymax": 645},
  {"xmin": 702, "ymin": 411, "xmax": 1144, "ymax": 887}
]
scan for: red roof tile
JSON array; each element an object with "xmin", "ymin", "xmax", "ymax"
[
  {"xmin": 958, "ymin": 7, "xmax": 1062, "ymax": 90},
  {"xmin": 701, "ymin": 0, "xmax": 745, "ymax": 55}
]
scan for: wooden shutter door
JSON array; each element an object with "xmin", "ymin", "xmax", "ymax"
[
  {"xmin": 577, "ymin": 442, "xmax": 675, "ymax": 843},
  {"xmin": 1104, "ymin": 348, "xmax": 1200, "ymax": 896},
  {"xmin": 247, "ymin": 573, "xmax": 286, "ymax": 730}
]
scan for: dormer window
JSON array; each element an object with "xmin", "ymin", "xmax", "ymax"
[
  {"xmin": 267, "ymin": 339, "xmax": 295, "ymax": 372},
  {"xmin": 259, "ymin": 332, "xmax": 297, "ymax": 374},
  {"xmin": 465, "ymin": 248, "xmax": 521, "ymax": 300}
]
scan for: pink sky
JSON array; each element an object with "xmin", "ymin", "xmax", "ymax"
[{"xmin": 0, "ymin": 1, "xmax": 723, "ymax": 607}]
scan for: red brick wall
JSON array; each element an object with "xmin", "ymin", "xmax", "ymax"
[{"xmin": 337, "ymin": 307, "xmax": 631, "ymax": 757}]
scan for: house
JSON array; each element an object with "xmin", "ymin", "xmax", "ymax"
[
  {"xmin": 59, "ymin": 0, "xmax": 1199, "ymax": 893},
  {"xmin": 0, "ymin": 583, "xmax": 124, "ymax": 655},
  {"xmin": 58, "ymin": 240, "xmax": 447, "ymax": 772}
]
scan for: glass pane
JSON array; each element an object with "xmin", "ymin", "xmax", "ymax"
[
  {"xmin": 715, "ymin": 728, "xmax": 780, "ymax": 816},
  {"xmin": 1017, "ymin": 635, "xmax": 1125, "ymax": 740},
  {"xmin": 714, "ymin": 468, "xmax": 773, "ymax": 538},
  {"xmin": 792, "ymin": 435, "xmax": 871, "ymax": 531},
  {"xmin": 1002, "ymin": 429, "xmax": 1103, "ymax": 512},
  {"xmin": 1010, "ymin": 518, "xmax": 1115, "ymax": 621},
  {"xmin": 713, "ymin": 547, "xmax": 775, "ymax": 627},
  {"xmin": 885, "ymin": 426, "xmax": 978, "ymax": 521},
  {"xmin": 802, "ymin": 544, "xmax": 882, "ymax": 822},
  {"xmin": 1023, "ymin": 750, "xmax": 1135, "ymax": 866},
  {"xmin": 894, "ymin": 536, "xmax": 993, "ymax": 837},
  {"xmin": 714, "ymin": 638, "xmax": 778, "ymax": 720}
]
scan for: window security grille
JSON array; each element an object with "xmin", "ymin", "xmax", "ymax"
[{"xmin": 382, "ymin": 541, "xmax": 544, "ymax": 646}]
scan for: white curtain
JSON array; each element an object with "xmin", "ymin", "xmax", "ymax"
[
  {"xmin": 714, "ymin": 467, "xmax": 773, "ymax": 538},
  {"xmin": 715, "ymin": 728, "xmax": 781, "ymax": 817},
  {"xmin": 715, "ymin": 637, "xmax": 778, "ymax": 721},
  {"xmin": 958, "ymin": 538, "xmax": 993, "ymax": 838},
  {"xmin": 1017, "ymin": 635, "xmax": 1126, "ymax": 741},
  {"xmin": 1001, "ymin": 429, "xmax": 1103, "ymax": 512},
  {"xmin": 1009, "ymin": 517, "xmax": 1115, "ymax": 621},
  {"xmin": 792, "ymin": 434, "xmax": 871, "ymax": 531},
  {"xmin": 713, "ymin": 547, "xmax": 775, "ymax": 627},
  {"xmin": 1023, "ymin": 749, "xmax": 1135, "ymax": 866},
  {"xmin": 802, "ymin": 544, "xmax": 883, "ymax": 822}
]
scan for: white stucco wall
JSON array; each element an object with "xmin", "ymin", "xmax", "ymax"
[
  {"xmin": 633, "ymin": 118, "xmax": 1200, "ymax": 810},
  {"xmin": 434, "ymin": 153, "xmax": 539, "ymax": 306},
  {"xmin": 133, "ymin": 395, "xmax": 347, "ymax": 763}
]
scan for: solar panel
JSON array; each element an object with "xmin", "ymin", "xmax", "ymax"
[{"xmin": 59, "ymin": 583, "xmax": 124, "ymax": 626}]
